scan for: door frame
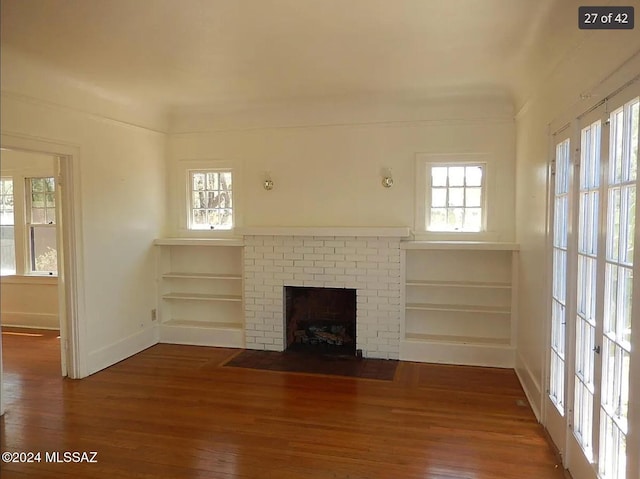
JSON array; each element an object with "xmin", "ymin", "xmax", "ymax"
[{"xmin": 0, "ymin": 133, "xmax": 86, "ymax": 400}]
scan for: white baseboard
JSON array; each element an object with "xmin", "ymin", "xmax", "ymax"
[
  {"xmin": 1, "ymin": 312, "xmax": 59, "ymax": 330},
  {"xmin": 399, "ymin": 339, "xmax": 515, "ymax": 368},
  {"xmin": 87, "ymin": 327, "xmax": 158, "ymax": 376},
  {"xmin": 515, "ymin": 350, "xmax": 542, "ymax": 421},
  {"xmin": 159, "ymin": 323, "xmax": 244, "ymax": 348}
]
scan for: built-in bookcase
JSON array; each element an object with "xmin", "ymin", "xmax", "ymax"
[
  {"xmin": 154, "ymin": 238, "xmax": 244, "ymax": 347},
  {"xmin": 400, "ymin": 241, "xmax": 519, "ymax": 367}
]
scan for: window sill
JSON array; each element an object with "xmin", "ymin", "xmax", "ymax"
[{"xmin": 0, "ymin": 274, "xmax": 58, "ymax": 285}]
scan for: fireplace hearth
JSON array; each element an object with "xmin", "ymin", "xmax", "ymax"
[{"xmin": 285, "ymin": 286, "xmax": 356, "ymax": 356}]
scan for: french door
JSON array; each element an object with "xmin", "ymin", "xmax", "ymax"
[{"xmin": 547, "ymin": 87, "xmax": 639, "ymax": 479}]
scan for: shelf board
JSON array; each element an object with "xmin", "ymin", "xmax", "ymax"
[
  {"xmin": 154, "ymin": 238, "xmax": 244, "ymax": 247},
  {"xmin": 162, "ymin": 293, "xmax": 242, "ymax": 302},
  {"xmin": 406, "ymin": 280, "xmax": 511, "ymax": 289},
  {"xmin": 405, "ymin": 333, "xmax": 511, "ymax": 346},
  {"xmin": 163, "ymin": 272, "xmax": 242, "ymax": 280},
  {"xmin": 163, "ymin": 319, "xmax": 243, "ymax": 330},
  {"xmin": 405, "ymin": 303, "xmax": 511, "ymax": 314},
  {"xmin": 401, "ymin": 241, "xmax": 519, "ymax": 251}
]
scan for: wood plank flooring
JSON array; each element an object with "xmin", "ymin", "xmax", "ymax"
[{"xmin": 1, "ymin": 328, "xmax": 568, "ymax": 478}]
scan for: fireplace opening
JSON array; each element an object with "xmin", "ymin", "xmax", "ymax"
[{"xmin": 285, "ymin": 286, "xmax": 356, "ymax": 356}]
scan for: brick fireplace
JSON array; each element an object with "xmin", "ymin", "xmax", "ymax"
[{"xmin": 242, "ymin": 228, "xmax": 406, "ymax": 359}]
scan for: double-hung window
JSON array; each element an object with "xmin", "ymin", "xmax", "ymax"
[
  {"xmin": 188, "ymin": 170, "xmax": 233, "ymax": 230},
  {"xmin": 427, "ymin": 163, "xmax": 485, "ymax": 232},
  {"xmin": 26, "ymin": 177, "xmax": 57, "ymax": 274},
  {"xmin": 0, "ymin": 178, "xmax": 16, "ymax": 275}
]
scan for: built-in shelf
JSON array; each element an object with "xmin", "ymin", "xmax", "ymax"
[
  {"xmin": 162, "ymin": 292, "xmax": 242, "ymax": 302},
  {"xmin": 163, "ymin": 319, "xmax": 243, "ymax": 330},
  {"xmin": 163, "ymin": 272, "xmax": 242, "ymax": 280},
  {"xmin": 155, "ymin": 239, "xmax": 245, "ymax": 348},
  {"xmin": 404, "ymin": 333, "xmax": 511, "ymax": 346},
  {"xmin": 401, "ymin": 246, "xmax": 517, "ymax": 368},
  {"xmin": 401, "ymin": 241, "xmax": 519, "ymax": 251},
  {"xmin": 405, "ymin": 303, "xmax": 510, "ymax": 314},
  {"xmin": 406, "ymin": 280, "xmax": 511, "ymax": 289}
]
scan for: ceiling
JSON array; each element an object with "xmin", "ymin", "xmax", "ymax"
[{"xmin": 0, "ymin": 0, "xmax": 586, "ymax": 113}]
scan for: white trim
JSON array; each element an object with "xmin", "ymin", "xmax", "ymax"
[
  {"xmin": 1, "ymin": 312, "xmax": 59, "ymax": 330},
  {"xmin": 515, "ymin": 350, "xmax": 543, "ymax": 421},
  {"xmin": 86, "ymin": 327, "xmax": 158, "ymax": 376},
  {"xmin": 159, "ymin": 322, "xmax": 244, "ymax": 348},
  {"xmin": 0, "ymin": 275, "xmax": 57, "ymax": 285},
  {"xmin": 400, "ymin": 339, "xmax": 515, "ymax": 368},
  {"xmin": 1, "ymin": 132, "xmax": 87, "ymax": 379}
]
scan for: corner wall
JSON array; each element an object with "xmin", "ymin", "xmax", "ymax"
[{"xmin": 0, "ymin": 85, "xmax": 167, "ymax": 376}]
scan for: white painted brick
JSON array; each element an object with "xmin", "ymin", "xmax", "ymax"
[
  {"xmin": 314, "ymin": 274, "xmax": 336, "ymax": 282},
  {"xmin": 263, "ymin": 265, "xmax": 284, "ymax": 273},
  {"xmin": 302, "ymin": 266, "xmax": 323, "ymax": 274},
  {"xmin": 315, "ymin": 260, "xmax": 335, "ymax": 268},
  {"xmin": 334, "ymin": 274, "xmax": 356, "ymax": 283},
  {"xmin": 367, "ymin": 282, "xmax": 389, "ymax": 291},
  {"xmin": 346, "ymin": 254, "xmax": 367, "ymax": 262},
  {"xmin": 274, "ymin": 246, "xmax": 291, "ymax": 254},
  {"xmin": 293, "ymin": 273, "xmax": 315, "ymax": 281},
  {"xmin": 244, "ymin": 265, "xmax": 264, "ymax": 273},
  {"xmin": 346, "ymin": 240, "xmax": 367, "ymax": 248},
  {"xmin": 255, "ymin": 246, "xmax": 274, "ymax": 253},
  {"xmin": 264, "ymin": 252, "xmax": 284, "ymax": 260},
  {"xmin": 304, "ymin": 240, "xmax": 324, "ymax": 247},
  {"xmin": 314, "ymin": 246, "xmax": 334, "ymax": 254},
  {"xmin": 324, "ymin": 267, "xmax": 345, "ymax": 276},
  {"xmin": 294, "ymin": 260, "xmax": 315, "ymax": 267},
  {"xmin": 255, "ymin": 259, "xmax": 274, "ymax": 266},
  {"xmin": 324, "ymin": 240, "xmax": 345, "ymax": 247},
  {"xmin": 274, "ymin": 259, "xmax": 294, "ymax": 267},
  {"xmin": 262, "ymin": 238, "xmax": 283, "ymax": 246},
  {"xmin": 294, "ymin": 246, "xmax": 315, "ymax": 254},
  {"xmin": 324, "ymin": 254, "xmax": 345, "ymax": 261},
  {"xmin": 303, "ymin": 253, "xmax": 324, "ymax": 261}
]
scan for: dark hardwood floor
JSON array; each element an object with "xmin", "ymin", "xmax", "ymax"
[{"xmin": 1, "ymin": 328, "xmax": 568, "ymax": 478}]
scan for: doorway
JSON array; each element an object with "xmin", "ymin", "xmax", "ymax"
[{"xmin": 0, "ymin": 135, "xmax": 83, "ymax": 415}]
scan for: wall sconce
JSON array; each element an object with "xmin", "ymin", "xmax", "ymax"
[
  {"xmin": 381, "ymin": 168, "xmax": 393, "ymax": 188},
  {"xmin": 263, "ymin": 172, "xmax": 274, "ymax": 191}
]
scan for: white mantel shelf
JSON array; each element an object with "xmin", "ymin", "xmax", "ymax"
[{"xmin": 237, "ymin": 226, "xmax": 411, "ymax": 237}]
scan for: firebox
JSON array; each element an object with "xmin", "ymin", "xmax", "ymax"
[{"xmin": 285, "ymin": 286, "xmax": 356, "ymax": 355}]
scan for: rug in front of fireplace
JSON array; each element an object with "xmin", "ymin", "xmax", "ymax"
[{"xmin": 223, "ymin": 350, "xmax": 398, "ymax": 380}]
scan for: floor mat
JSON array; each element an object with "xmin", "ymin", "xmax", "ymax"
[{"xmin": 223, "ymin": 349, "xmax": 398, "ymax": 380}]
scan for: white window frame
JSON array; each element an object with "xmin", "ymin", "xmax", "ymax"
[
  {"xmin": 26, "ymin": 176, "xmax": 57, "ymax": 275},
  {"xmin": 174, "ymin": 159, "xmax": 241, "ymax": 237},
  {"xmin": 0, "ymin": 177, "xmax": 16, "ymax": 276},
  {"xmin": 187, "ymin": 169, "xmax": 234, "ymax": 231},
  {"xmin": 415, "ymin": 154, "xmax": 490, "ymax": 240}
]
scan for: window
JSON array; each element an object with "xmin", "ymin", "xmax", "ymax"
[
  {"xmin": 27, "ymin": 177, "xmax": 57, "ymax": 274},
  {"xmin": 0, "ymin": 178, "xmax": 16, "ymax": 275},
  {"xmin": 428, "ymin": 164, "xmax": 484, "ymax": 232},
  {"xmin": 549, "ymin": 137, "xmax": 571, "ymax": 415},
  {"xmin": 188, "ymin": 170, "xmax": 233, "ymax": 230}
]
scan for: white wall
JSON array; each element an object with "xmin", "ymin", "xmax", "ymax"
[
  {"xmin": 514, "ymin": 32, "xmax": 640, "ymax": 418},
  {"xmin": 1, "ymin": 84, "xmax": 167, "ymax": 376},
  {"xmin": 167, "ymin": 95, "xmax": 516, "ymax": 241}
]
